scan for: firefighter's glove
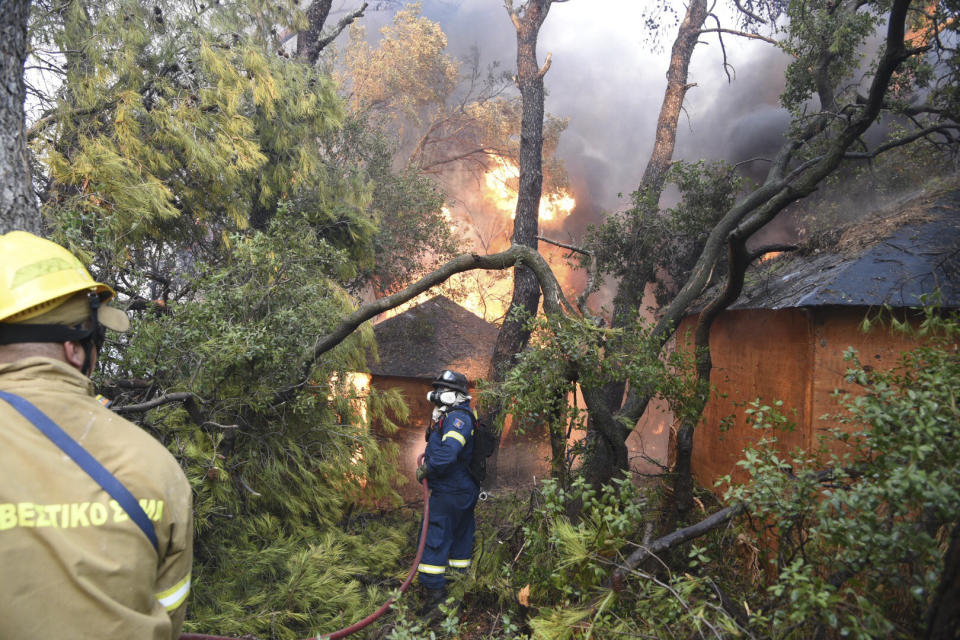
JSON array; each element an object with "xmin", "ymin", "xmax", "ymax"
[{"xmin": 416, "ymin": 464, "xmax": 429, "ymax": 483}]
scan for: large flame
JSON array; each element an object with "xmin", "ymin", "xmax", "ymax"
[
  {"xmin": 378, "ymin": 157, "xmax": 578, "ymax": 325},
  {"xmin": 484, "ymin": 156, "xmax": 575, "ymax": 222}
]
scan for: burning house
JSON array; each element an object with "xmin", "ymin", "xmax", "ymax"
[
  {"xmin": 671, "ymin": 188, "xmax": 960, "ymax": 486},
  {"xmin": 368, "ymin": 295, "xmax": 552, "ymax": 499}
]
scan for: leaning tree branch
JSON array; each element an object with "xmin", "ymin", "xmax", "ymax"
[
  {"xmin": 843, "ymin": 124, "xmax": 960, "ymax": 160},
  {"xmin": 272, "ymin": 245, "xmax": 576, "ymax": 407}
]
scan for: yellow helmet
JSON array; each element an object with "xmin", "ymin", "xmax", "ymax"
[{"xmin": 0, "ymin": 231, "xmax": 115, "ymax": 323}]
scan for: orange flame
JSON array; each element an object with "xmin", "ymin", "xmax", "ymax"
[
  {"xmin": 484, "ymin": 157, "xmax": 575, "ymax": 222},
  {"xmin": 759, "ymin": 251, "xmax": 782, "ymax": 263},
  {"xmin": 377, "ymin": 157, "xmax": 578, "ymax": 326}
]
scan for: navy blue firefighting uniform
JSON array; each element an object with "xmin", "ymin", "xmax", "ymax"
[{"xmin": 418, "ymin": 402, "xmax": 479, "ymax": 589}]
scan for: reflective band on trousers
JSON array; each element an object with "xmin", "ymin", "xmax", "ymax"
[
  {"xmin": 156, "ymin": 572, "xmax": 191, "ymax": 611},
  {"xmin": 448, "ymin": 558, "xmax": 470, "ymax": 568},
  {"xmin": 442, "ymin": 431, "xmax": 466, "ymax": 446},
  {"xmin": 418, "ymin": 563, "xmax": 446, "ymax": 575}
]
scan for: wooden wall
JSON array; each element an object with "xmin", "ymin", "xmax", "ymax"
[{"xmin": 681, "ymin": 306, "xmax": 923, "ymax": 488}]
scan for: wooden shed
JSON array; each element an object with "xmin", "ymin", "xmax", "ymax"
[
  {"xmin": 368, "ymin": 295, "xmax": 551, "ymax": 498},
  {"xmin": 675, "ymin": 189, "xmax": 960, "ymax": 487}
]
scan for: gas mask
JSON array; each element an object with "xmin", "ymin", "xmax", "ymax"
[{"xmin": 427, "ymin": 387, "xmax": 459, "ymax": 407}]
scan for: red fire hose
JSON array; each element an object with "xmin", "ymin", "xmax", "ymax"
[{"xmin": 181, "ymin": 457, "xmax": 430, "ymax": 640}]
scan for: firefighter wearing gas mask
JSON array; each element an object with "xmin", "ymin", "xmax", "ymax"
[{"xmin": 415, "ymin": 369, "xmax": 479, "ymax": 615}]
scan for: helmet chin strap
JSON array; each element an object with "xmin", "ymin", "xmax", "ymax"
[{"xmin": 79, "ymin": 293, "xmax": 102, "ymax": 376}]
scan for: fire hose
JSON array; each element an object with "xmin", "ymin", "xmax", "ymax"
[{"xmin": 180, "ymin": 455, "xmax": 430, "ymax": 640}]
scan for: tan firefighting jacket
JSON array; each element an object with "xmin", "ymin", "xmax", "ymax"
[{"xmin": 0, "ymin": 357, "xmax": 193, "ymax": 639}]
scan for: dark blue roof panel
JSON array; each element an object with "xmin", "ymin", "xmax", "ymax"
[{"xmin": 732, "ymin": 190, "xmax": 960, "ymax": 310}]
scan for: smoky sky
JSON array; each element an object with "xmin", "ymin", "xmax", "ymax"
[{"xmin": 348, "ymin": 0, "xmax": 795, "ymax": 235}]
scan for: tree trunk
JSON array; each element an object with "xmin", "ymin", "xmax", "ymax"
[
  {"xmin": 484, "ymin": 0, "xmax": 554, "ymax": 485},
  {"xmin": 0, "ymin": 0, "xmax": 41, "ymax": 235},
  {"xmin": 925, "ymin": 520, "xmax": 960, "ymax": 639},
  {"xmin": 610, "ymin": 0, "xmax": 708, "ymax": 327},
  {"xmin": 296, "ymin": 0, "xmax": 333, "ymax": 64},
  {"xmin": 587, "ymin": 0, "xmax": 710, "ymax": 486}
]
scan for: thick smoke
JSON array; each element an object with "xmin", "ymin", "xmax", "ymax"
[
  {"xmin": 417, "ymin": 1, "xmax": 793, "ymax": 219},
  {"xmin": 353, "ymin": 1, "xmax": 801, "ymax": 265}
]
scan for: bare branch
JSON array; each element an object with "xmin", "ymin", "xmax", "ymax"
[
  {"xmin": 114, "ymin": 392, "xmax": 199, "ymax": 414},
  {"xmin": 272, "ymin": 245, "xmax": 577, "ymax": 407},
  {"xmin": 310, "ymin": 3, "xmax": 368, "ymax": 60},
  {"xmin": 536, "ymin": 234, "xmax": 591, "ymax": 255},
  {"xmin": 698, "ymin": 27, "xmax": 779, "ymax": 47},
  {"xmin": 537, "ymin": 51, "xmax": 552, "ymax": 78},
  {"xmin": 843, "ymin": 124, "xmax": 960, "ymax": 160}
]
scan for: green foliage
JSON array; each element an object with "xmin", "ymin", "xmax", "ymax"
[
  {"xmin": 482, "ymin": 475, "xmax": 746, "ymax": 640},
  {"xmin": 31, "ymin": 0, "xmax": 349, "ymax": 243},
  {"xmin": 471, "ymin": 310, "xmax": 960, "ymax": 639},
  {"xmin": 584, "ymin": 160, "xmax": 742, "ymax": 310},
  {"xmin": 496, "ymin": 311, "xmax": 697, "ymax": 480},
  {"xmin": 93, "ymin": 207, "xmax": 413, "ymax": 636},
  {"xmin": 779, "ymin": 2, "xmax": 880, "ymax": 113},
  {"xmin": 329, "ymin": 113, "xmax": 459, "ymax": 296},
  {"xmin": 723, "ymin": 308, "xmax": 960, "ymax": 638}
]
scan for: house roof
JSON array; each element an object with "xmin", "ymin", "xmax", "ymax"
[
  {"xmin": 368, "ymin": 295, "xmax": 499, "ymax": 383},
  {"xmin": 730, "ymin": 188, "xmax": 960, "ymax": 310}
]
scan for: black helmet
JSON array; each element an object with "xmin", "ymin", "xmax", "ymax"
[{"xmin": 431, "ymin": 369, "xmax": 469, "ymax": 394}]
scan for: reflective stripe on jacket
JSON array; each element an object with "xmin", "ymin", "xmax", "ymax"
[{"xmin": 0, "ymin": 357, "xmax": 193, "ymax": 639}]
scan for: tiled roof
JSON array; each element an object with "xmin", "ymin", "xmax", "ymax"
[{"xmin": 368, "ymin": 295, "xmax": 499, "ymax": 382}]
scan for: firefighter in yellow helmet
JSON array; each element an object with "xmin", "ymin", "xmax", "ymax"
[{"xmin": 0, "ymin": 231, "xmax": 193, "ymax": 639}]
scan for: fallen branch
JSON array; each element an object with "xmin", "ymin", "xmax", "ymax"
[{"xmin": 610, "ymin": 503, "xmax": 745, "ymax": 591}]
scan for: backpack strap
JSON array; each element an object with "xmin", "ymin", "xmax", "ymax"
[{"xmin": 0, "ymin": 390, "xmax": 159, "ymax": 552}]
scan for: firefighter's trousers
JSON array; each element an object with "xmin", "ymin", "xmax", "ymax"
[{"xmin": 417, "ymin": 489, "xmax": 478, "ymax": 589}]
